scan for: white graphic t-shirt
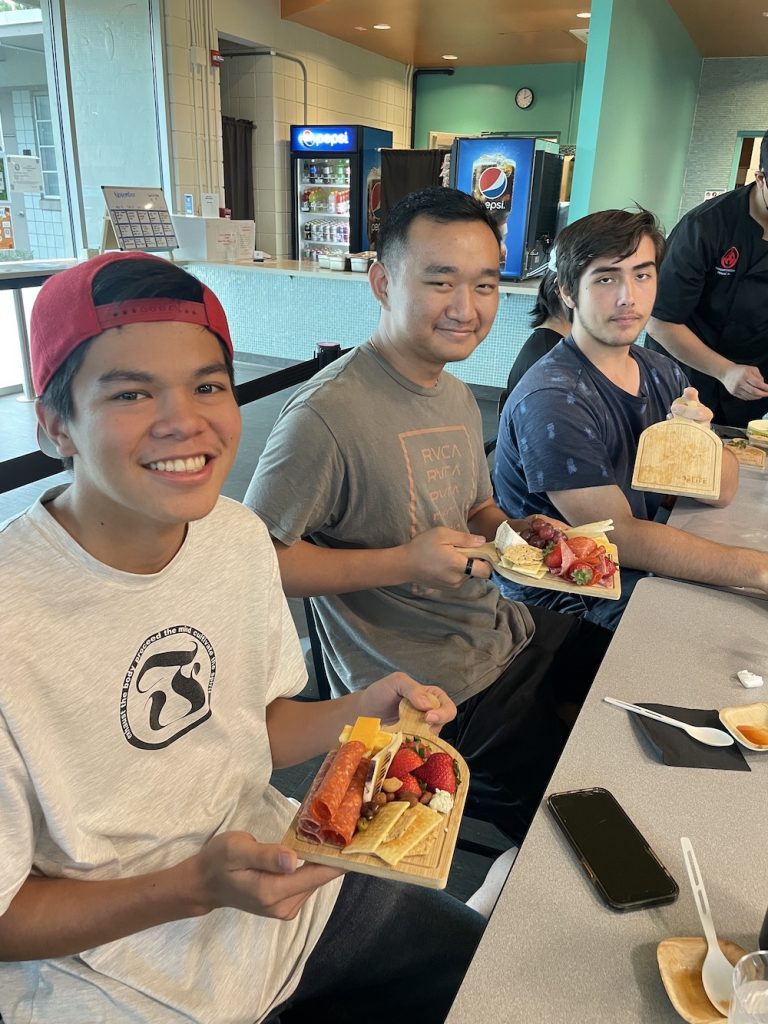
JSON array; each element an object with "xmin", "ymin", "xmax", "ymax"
[{"xmin": 0, "ymin": 491, "xmax": 340, "ymax": 1023}]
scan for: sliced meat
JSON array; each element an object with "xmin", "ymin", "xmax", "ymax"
[{"xmin": 309, "ymin": 740, "xmax": 366, "ymax": 823}]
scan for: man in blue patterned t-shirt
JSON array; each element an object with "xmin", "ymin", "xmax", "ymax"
[{"xmin": 493, "ymin": 207, "xmax": 768, "ymax": 629}]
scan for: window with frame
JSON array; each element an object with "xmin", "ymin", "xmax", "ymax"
[{"xmin": 32, "ymin": 92, "xmax": 60, "ymax": 199}]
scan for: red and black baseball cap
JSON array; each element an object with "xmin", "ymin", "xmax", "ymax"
[{"xmin": 31, "ymin": 251, "xmax": 234, "ymax": 456}]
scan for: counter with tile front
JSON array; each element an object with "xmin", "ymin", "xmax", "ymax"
[{"xmin": 184, "ymin": 259, "xmax": 539, "ymax": 391}]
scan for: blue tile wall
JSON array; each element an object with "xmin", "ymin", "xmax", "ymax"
[
  {"xmin": 187, "ymin": 262, "xmax": 536, "ymax": 390},
  {"xmin": 679, "ymin": 58, "xmax": 768, "ymax": 219}
]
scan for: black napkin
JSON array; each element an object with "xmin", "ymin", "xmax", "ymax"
[{"xmin": 632, "ymin": 703, "xmax": 750, "ymax": 771}]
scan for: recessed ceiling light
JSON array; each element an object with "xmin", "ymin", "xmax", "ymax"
[
  {"xmin": 576, "ymin": 11, "xmax": 591, "ymax": 17},
  {"xmin": 442, "ymin": 54, "xmax": 458, "ymax": 60},
  {"xmin": 354, "ymin": 25, "xmax": 367, "ymax": 31},
  {"xmin": 372, "ymin": 23, "xmax": 391, "ymax": 30}
]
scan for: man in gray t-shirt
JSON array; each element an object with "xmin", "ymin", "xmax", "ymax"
[{"xmin": 246, "ymin": 188, "xmax": 611, "ymax": 843}]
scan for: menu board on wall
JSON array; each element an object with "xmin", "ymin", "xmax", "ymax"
[{"xmin": 101, "ymin": 185, "xmax": 178, "ymax": 252}]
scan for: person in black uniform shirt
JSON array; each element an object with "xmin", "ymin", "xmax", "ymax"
[
  {"xmin": 505, "ymin": 269, "xmax": 571, "ymax": 395},
  {"xmin": 646, "ymin": 129, "xmax": 768, "ymax": 428}
]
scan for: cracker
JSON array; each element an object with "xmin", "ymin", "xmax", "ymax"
[
  {"xmin": 341, "ymin": 801, "xmax": 409, "ymax": 855},
  {"xmin": 374, "ymin": 804, "xmax": 443, "ymax": 866}
]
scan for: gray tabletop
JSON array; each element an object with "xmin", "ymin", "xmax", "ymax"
[
  {"xmin": 447, "ymin": 577, "xmax": 768, "ymax": 1024},
  {"xmin": 669, "ymin": 466, "xmax": 768, "ymax": 552}
]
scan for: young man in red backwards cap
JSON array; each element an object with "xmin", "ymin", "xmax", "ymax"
[{"xmin": 0, "ymin": 251, "xmax": 482, "ymax": 1024}]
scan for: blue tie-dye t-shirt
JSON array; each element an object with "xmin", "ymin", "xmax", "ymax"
[{"xmin": 494, "ymin": 336, "xmax": 688, "ymax": 523}]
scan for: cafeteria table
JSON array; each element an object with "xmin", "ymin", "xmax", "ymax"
[
  {"xmin": 447, "ymin": 576, "xmax": 768, "ymax": 1024},
  {"xmin": 669, "ymin": 464, "xmax": 768, "ymax": 553}
]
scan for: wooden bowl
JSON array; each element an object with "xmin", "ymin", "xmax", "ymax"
[
  {"xmin": 719, "ymin": 702, "xmax": 768, "ymax": 750},
  {"xmin": 657, "ymin": 936, "xmax": 746, "ymax": 1023}
]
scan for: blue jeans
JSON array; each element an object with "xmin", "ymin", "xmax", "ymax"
[{"xmin": 494, "ymin": 566, "xmax": 648, "ymax": 631}]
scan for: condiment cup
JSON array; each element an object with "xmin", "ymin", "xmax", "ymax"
[{"xmin": 719, "ymin": 704, "xmax": 768, "ymax": 751}]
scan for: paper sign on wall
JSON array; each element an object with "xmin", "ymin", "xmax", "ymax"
[
  {"xmin": 201, "ymin": 192, "xmax": 219, "ymax": 218},
  {"xmin": 0, "ymin": 161, "xmax": 7, "ymax": 203},
  {"xmin": 0, "ymin": 206, "xmax": 15, "ymax": 250},
  {"xmin": 8, "ymin": 155, "xmax": 43, "ymax": 194}
]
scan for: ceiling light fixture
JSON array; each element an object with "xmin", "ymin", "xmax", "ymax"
[
  {"xmin": 354, "ymin": 26, "xmax": 367, "ymax": 31},
  {"xmin": 372, "ymin": 24, "xmax": 391, "ymax": 30},
  {"xmin": 442, "ymin": 54, "xmax": 458, "ymax": 60},
  {"xmin": 576, "ymin": 11, "xmax": 591, "ymax": 17}
]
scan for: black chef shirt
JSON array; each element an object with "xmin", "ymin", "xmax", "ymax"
[{"xmin": 647, "ymin": 184, "xmax": 768, "ymax": 427}]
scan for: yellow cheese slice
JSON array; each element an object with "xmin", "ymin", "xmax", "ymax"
[{"xmin": 338, "ymin": 721, "xmax": 392, "ymax": 753}]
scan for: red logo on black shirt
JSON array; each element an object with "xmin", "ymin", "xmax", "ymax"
[{"xmin": 720, "ymin": 246, "xmax": 739, "ymax": 270}]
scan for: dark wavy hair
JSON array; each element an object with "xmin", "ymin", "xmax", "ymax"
[
  {"xmin": 761, "ymin": 129, "xmax": 768, "ymax": 174},
  {"xmin": 555, "ymin": 207, "xmax": 666, "ymax": 300}
]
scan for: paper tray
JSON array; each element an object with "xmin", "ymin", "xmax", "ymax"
[{"xmin": 282, "ymin": 700, "xmax": 468, "ymax": 889}]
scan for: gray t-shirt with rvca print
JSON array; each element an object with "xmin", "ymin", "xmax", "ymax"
[{"xmin": 245, "ymin": 342, "xmax": 533, "ymax": 703}]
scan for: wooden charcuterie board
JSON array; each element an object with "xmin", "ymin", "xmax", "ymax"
[
  {"xmin": 282, "ymin": 699, "xmax": 468, "ymax": 889},
  {"xmin": 461, "ymin": 522, "xmax": 621, "ymax": 601},
  {"xmin": 632, "ymin": 417, "xmax": 722, "ymax": 499}
]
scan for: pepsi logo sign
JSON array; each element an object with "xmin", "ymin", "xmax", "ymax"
[
  {"xmin": 478, "ymin": 167, "xmax": 508, "ymax": 200},
  {"xmin": 300, "ymin": 129, "xmax": 315, "ymax": 148}
]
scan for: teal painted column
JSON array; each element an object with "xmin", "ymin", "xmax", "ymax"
[
  {"xmin": 569, "ymin": 0, "xmax": 613, "ymax": 222},
  {"xmin": 570, "ymin": 0, "xmax": 701, "ymax": 231}
]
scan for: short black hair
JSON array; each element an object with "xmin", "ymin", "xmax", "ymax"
[
  {"xmin": 377, "ymin": 186, "xmax": 501, "ymax": 269},
  {"xmin": 529, "ymin": 270, "xmax": 570, "ymax": 328},
  {"xmin": 555, "ymin": 207, "xmax": 666, "ymax": 299},
  {"xmin": 40, "ymin": 257, "xmax": 234, "ymax": 471},
  {"xmin": 761, "ymin": 129, "xmax": 768, "ymax": 174}
]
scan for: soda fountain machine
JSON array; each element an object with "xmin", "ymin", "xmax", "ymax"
[{"xmin": 449, "ymin": 136, "xmax": 563, "ymax": 280}]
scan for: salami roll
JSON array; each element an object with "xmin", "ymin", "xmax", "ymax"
[
  {"xmin": 309, "ymin": 740, "xmax": 366, "ymax": 823},
  {"xmin": 296, "ymin": 752, "xmax": 335, "ymax": 843},
  {"xmin": 321, "ymin": 758, "xmax": 370, "ymax": 848}
]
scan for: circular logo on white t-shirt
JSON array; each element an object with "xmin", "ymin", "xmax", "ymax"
[{"xmin": 120, "ymin": 625, "xmax": 216, "ymax": 749}]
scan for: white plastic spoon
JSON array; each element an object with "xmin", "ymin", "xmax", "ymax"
[
  {"xmin": 680, "ymin": 836, "xmax": 734, "ymax": 1016},
  {"xmin": 603, "ymin": 697, "xmax": 734, "ymax": 747}
]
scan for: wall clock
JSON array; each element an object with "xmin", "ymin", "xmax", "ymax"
[{"xmin": 515, "ymin": 87, "xmax": 534, "ymax": 110}]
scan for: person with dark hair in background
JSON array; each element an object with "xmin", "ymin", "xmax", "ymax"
[
  {"xmin": 505, "ymin": 269, "xmax": 571, "ymax": 396},
  {"xmin": 246, "ymin": 187, "xmax": 612, "ymax": 847},
  {"xmin": 0, "ymin": 250, "xmax": 485, "ymax": 1024},
  {"xmin": 646, "ymin": 129, "xmax": 768, "ymax": 428},
  {"xmin": 492, "ymin": 208, "xmax": 768, "ymax": 631}
]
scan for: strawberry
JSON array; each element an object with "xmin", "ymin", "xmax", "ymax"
[
  {"xmin": 396, "ymin": 772, "xmax": 423, "ymax": 797},
  {"xmin": 412, "ymin": 752, "xmax": 460, "ymax": 794},
  {"xmin": 387, "ymin": 747, "xmax": 424, "ymax": 780},
  {"xmin": 401, "ymin": 735, "xmax": 430, "ymax": 760}
]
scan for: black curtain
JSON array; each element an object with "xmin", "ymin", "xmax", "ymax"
[
  {"xmin": 380, "ymin": 148, "xmax": 443, "ymax": 226},
  {"xmin": 222, "ymin": 116, "xmax": 254, "ymax": 221}
]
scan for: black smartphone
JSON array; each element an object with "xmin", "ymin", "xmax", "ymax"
[{"xmin": 547, "ymin": 787, "xmax": 679, "ymax": 911}]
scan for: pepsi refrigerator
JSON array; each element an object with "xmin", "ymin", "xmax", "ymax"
[
  {"xmin": 449, "ymin": 136, "xmax": 562, "ymax": 280},
  {"xmin": 290, "ymin": 124, "xmax": 393, "ymax": 261}
]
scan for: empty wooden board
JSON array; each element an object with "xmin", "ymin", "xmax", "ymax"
[
  {"xmin": 282, "ymin": 699, "xmax": 468, "ymax": 889},
  {"xmin": 632, "ymin": 418, "xmax": 722, "ymax": 499}
]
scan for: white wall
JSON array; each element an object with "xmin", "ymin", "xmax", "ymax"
[{"xmin": 165, "ymin": 0, "xmax": 410, "ymax": 256}]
